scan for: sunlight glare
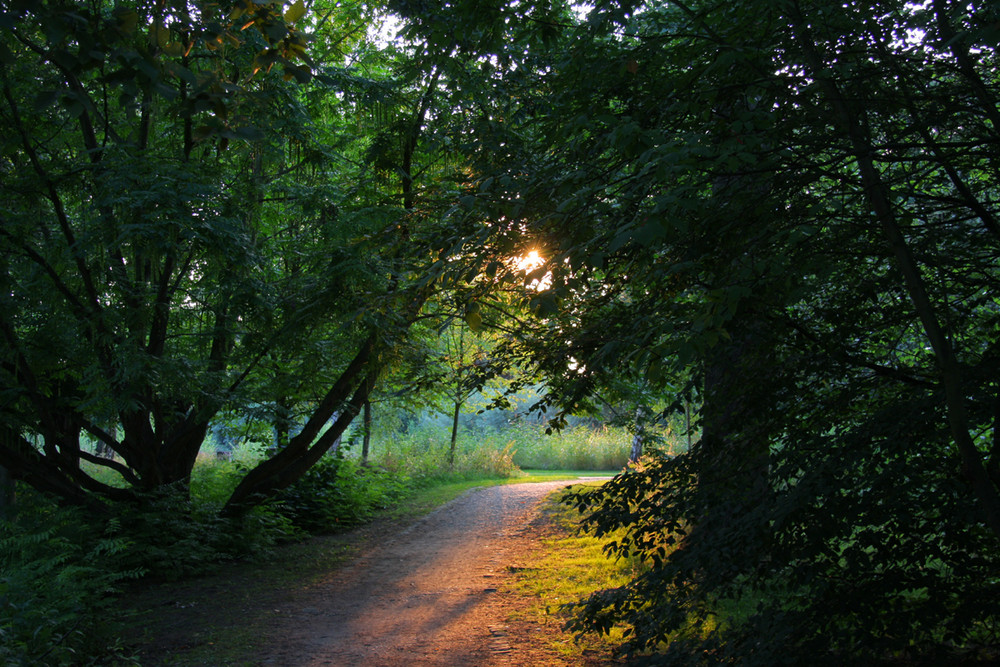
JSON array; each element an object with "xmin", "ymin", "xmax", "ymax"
[
  {"xmin": 516, "ymin": 249, "xmax": 545, "ymax": 272},
  {"xmin": 512, "ymin": 249, "xmax": 551, "ymax": 291}
]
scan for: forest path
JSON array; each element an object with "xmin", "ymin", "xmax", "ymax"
[{"xmin": 254, "ymin": 480, "xmax": 597, "ymax": 667}]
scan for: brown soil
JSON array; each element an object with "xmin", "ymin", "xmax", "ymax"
[{"xmin": 127, "ymin": 480, "xmax": 622, "ymax": 666}]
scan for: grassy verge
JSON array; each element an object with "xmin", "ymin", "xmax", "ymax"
[
  {"xmin": 7, "ymin": 417, "xmax": 639, "ymax": 666},
  {"xmin": 501, "ymin": 482, "xmax": 639, "ymax": 662},
  {"xmin": 501, "ymin": 484, "xmax": 779, "ymax": 664},
  {"xmin": 125, "ymin": 473, "xmax": 614, "ymax": 666}
]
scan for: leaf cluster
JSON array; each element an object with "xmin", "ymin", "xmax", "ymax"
[{"xmin": 410, "ymin": 0, "xmax": 1000, "ymax": 661}]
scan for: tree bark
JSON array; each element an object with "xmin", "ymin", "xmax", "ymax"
[
  {"xmin": 0, "ymin": 465, "xmax": 14, "ymax": 518},
  {"xmin": 629, "ymin": 406, "xmax": 646, "ymax": 463},
  {"xmin": 362, "ymin": 398, "xmax": 372, "ymax": 463},
  {"xmin": 222, "ymin": 336, "xmax": 378, "ymax": 516},
  {"xmin": 449, "ymin": 400, "xmax": 460, "ymax": 468},
  {"xmin": 686, "ymin": 311, "xmax": 774, "ymax": 572}
]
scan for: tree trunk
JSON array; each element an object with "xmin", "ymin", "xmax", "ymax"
[
  {"xmin": 685, "ymin": 399, "xmax": 693, "ymax": 451},
  {"xmin": 629, "ymin": 406, "xmax": 646, "ymax": 463},
  {"xmin": 362, "ymin": 398, "xmax": 371, "ymax": 463},
  {"xmin": 272, "ymin": 395, "xmax": 294, "ymax": 456},
  {"xmin": 449, "ymin": 400, "xmax": 460, "ymax": 468},
  {"xmin": 794, "ymin": 19, "xmax": 1000, "ymax": 540},
  {"xmin": 222, "ymin": 336, "xmax": 379, "ymax": 516},
  {"xmin": 0, "ymin": 465, "xmax": 14, "ymax": 518},
  {"xmin": 687, "ymin": 312, "xmax": 773, "ymax": 572}
]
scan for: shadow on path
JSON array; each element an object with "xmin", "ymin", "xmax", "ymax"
[{"xmin": 255, "ymin": 480, "xmax": 585, "ymax": 667}]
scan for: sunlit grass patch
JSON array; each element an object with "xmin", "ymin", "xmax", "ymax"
[
  {"xmin": 508, "ymin": 423, "xmax": 634, "ymax": 470},
  {"xmin": 503, "ymin": 483, "xmax": 643, "ymax": 657},
  {"xmin": 502, "ymin": 481, "xmax": 775, "ymax": 661}
]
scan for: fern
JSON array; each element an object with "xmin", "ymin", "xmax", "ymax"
[{"xmin": 0, "ymin": 489, "xmax": 141, "ymax": 666}]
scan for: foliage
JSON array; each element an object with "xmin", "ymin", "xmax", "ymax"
[
  {"xmin": 0, "ymin": 0, "xmax": 466, "ymax": 515},
  {"xmin": 568, "ymin": 440, "xmax": 1000, "ymax": 664},
  {"xmin": 0, "ymin": 489, "xmax": 141, "ymax": 666},
  {"xmin": 106, "ymin": 485, "xmax": 298, "ymax": 580},
  {"xmin": 5, "ymin": 0, "xmax": 1000, "ymax": 661},
  {"xmin": 272, "ymin": 454, "xmax": 409, "ymax": 533},
  {"xmin": 391, "ymin": 0, "xmax": 1000, "ymax": 661}
]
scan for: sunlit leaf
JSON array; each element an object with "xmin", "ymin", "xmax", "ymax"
[
  {"xmin": 465, "ymin": 310, "xmax": 483, "ymax": 331},
  {"xmin": 284, "ymin": 0, "xmax": 306, "ymax": 24}
]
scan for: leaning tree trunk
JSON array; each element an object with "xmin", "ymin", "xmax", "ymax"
[{"xmin": 222, "ymin": 335, "xmax": 380, "ymax": 517}]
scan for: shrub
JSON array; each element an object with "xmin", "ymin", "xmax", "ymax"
[
  {"xmin": 273, "ymin": 455, "xmax": 409, "ymax": 533},
  {"xmin": 0, "ymin": 488, "xmax": 141, "ymax": 666},
  {"xmin": 106, "ymin": 484, "xmax": 299, "ymax": 580}
]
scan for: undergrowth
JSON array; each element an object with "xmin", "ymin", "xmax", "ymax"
[
  {"xmin": 0, "ymin": 488, "xmax": 142, "ymax": 666},
  {"xmin": 273, "ymin": 456, "xmax": 410, "ymax": 533},
  {"xmin": 3, "ymin": 421, "xmax": 634, "ymax": 665},
  {"xmin": 503, "ymin": 483, "xmax": 644, "ymax": 659}
]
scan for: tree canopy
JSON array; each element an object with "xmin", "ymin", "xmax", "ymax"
[
  {"xmin": 389, "ymin": 0, "xmax": 1000, "ymax": 661},
  {"xmin": 0, "ymin": 0, "xmax": 476, "ymax": 513},
  {"xmin": 3, "ymin": 0, "xmax": 1000, "ymax": 661}
]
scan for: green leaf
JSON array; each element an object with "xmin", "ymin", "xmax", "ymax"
[
  {"xmin": 607, "ymin": 226, "xmax": 634, "ymax": 254},
  {"xmin": 464, "ymin": 310, "xmax": 483, "ymax": 331},
  {"xmin": 284, "ymin": 1, "xmax": 307, "ymax": 25},
  {"xmin": 33, "ymin": 90, "xmax": 60, "ymax": 111}
]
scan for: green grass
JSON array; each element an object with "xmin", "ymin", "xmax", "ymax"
[
  {"xmin": 125, "ymin": 473, "xmax": 615, "ymax": 666},
  {"xmin": 83, "ymin": 419, "xmax": 662, "ymax": 496},
  {"xmin": 359, "ymin": 470, "xmax": 616, "ymax": 523},
  {"xmin": 502, "ymin": 482, "xmax": 766, "ymax": 661},
  {"xmin": 500, "ymin": 482, "xmax": 642, "ymax": 659},
  {"xmin": 371, "ymin": 476, "xmax": 512, "ymax": 521},
  {"xmin": 338, "ymin": 420, "xmax": 668, "ymax": 474},
  {"xmin": 46, "ymin": 422, "xmax": 643, "ymax": 666}
]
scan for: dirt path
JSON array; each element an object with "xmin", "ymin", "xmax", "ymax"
[
  {"xmin": 128, "ymin": 479, "xmax": 616, "ymax": 665},
  {"xmin": 223, "ymin": 482, "xmax": 600, "ymax": 667},
  {"xmin": 251, "ymin": 480, "xmax": 600, "ymax": 667}
]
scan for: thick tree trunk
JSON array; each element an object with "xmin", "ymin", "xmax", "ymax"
[
  {"xmin": 121, "ymin": 407, "xmax": 211, "ymax": 494},
  {"xmin": 700, "ymin": 324, "xmax": 770, "ymax": 502},
  {"xmin": 687, "ymin": 312, "xmax": 773, "ymax": 571}
]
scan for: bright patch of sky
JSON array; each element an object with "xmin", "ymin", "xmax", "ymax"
[
  {"xmin": 369, "ymin": 11, "xmax": 403, "ymax": 49},
  {"xmin": 370, "ymin": 0, "xmax": 595, "ymax": 49}
]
